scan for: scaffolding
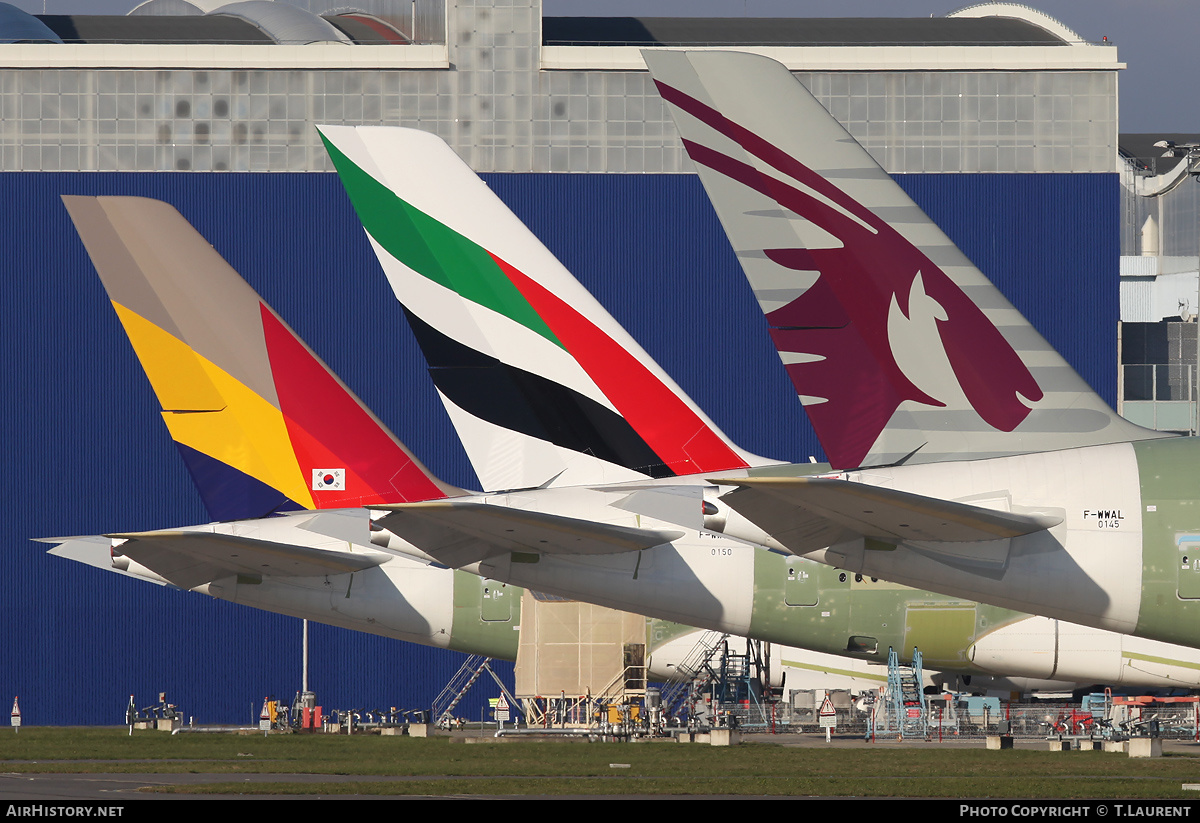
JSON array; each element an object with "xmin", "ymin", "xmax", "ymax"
[{"xmin": 676, "ymin": 635, "xmax": 779, "ymax": 730}]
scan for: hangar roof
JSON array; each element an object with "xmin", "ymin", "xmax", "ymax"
[
  {"xmin": 1120, "ymin": 134, "xmax": 1200, "ymax": 175},
  {"xmin": 541, "ymin": 16, "xmax": 1069, "ymax": 47}
]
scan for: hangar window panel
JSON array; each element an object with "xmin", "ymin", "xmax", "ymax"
[
  {"xmin": 979, "ymin": 95, "xmax": 997, "ymax": 122},
  {"xmin": 997, "ymin": 95, "xmax": 1016, "ymax": 122},
  {"xmin": 342, "ymin": 95, "xmax": 363, "ymax": 121},
  {"xmin": 1015, "ymin": 94, "xmax": 1034, "ymax": 123},
  {"xmin": 39, "ymin": 94, "xmax": 58, "ymax": 119},
  {"xmin": 289, "ymin": 94, "xmax": 309, "ymax": 121},
  {"xmin": 942, "ymin": 146, "xmax": 961, "ymax": 172},
  {"xmin": 511, "ymin": 144, "xmax": 530, "ymax": 170},
  {"xmin": 863, "ymin": 119, "xmax": 887, "ymax": 142},
  {"xmin": 940, "ymin": 93, "xmax": 960, "ymax": 122},
  {"xmin": 496, "ymin": 70, "xmax": 515, "ymax": 96},
  {"xmin": 865, "ymin": 94, "xmax": 885, "ymax": 122},
  {"xmin": 417, "ymin": 91, "xmax": 441, "ymax": 118},
  {"xmin": 827, "ymin": 95, "xmax": 849, "ymax": 124},
  {"xmin": 664, "ymin": 145, "xmax": 687, "ymax": 173},
  {"xmin": 959, "ymin": 93, "xmax": 979, "ymax": 122},
  {"xmin": 923, "ymin": 96, "xmax": 943, "ymax": 123},
  {"xmin": 958, "ymin": 145, "xmax": 977, "ymax": 171},
  {"xmin": 887, "ymin": 74, "xmax": 907, "ymax": 100},
  {"xmin": 191, "ymin": 145, "xmax": 211, "ymax": 171},
  {"xmin": 95, "ymin": 94, "xmax": 115, "ymax": 121},
  {"xmin": 97, "ymin": 144, "xmax": 122, "ymax": 170},
  {"xmin": 119, "ymin": 143, "xmax": 141, "ymax": 170},
  {"xmin": 607, "ymin": 95, "xmax": 626, "ymax": 122},
  {"xmin": 20, "ymin": 72, "xmax": 42, "ymax": 95},
  {"xmin": 1034, "ymin": 145, "xmax": 1055, "ymax": 172},
  {"xmin": 847, "ymin": 95, "xmax": 867, "ymax": 123}
]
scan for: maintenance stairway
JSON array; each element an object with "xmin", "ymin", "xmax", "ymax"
[{"xmin": 870, "ymin": 647, "xmax": 928, "ymax": 739}]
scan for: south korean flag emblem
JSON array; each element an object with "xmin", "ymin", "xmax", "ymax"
[{"xmin": 312, "ymin": 468, "xmax": 346, "ymax": 491}]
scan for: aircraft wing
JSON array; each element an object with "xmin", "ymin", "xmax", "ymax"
[
  {"xmin": 44, "ymin": 531, "xmax": 391, "ymax": 591},
  {"xmin": 371, "ymin": 501, "xmax": 685, "ymax": 568},
  {"xmin": 713, "ymin": 477, "xmax": 1062, "ymax": 555}
]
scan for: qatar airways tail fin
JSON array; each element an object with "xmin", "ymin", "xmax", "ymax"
[
  {"xmin": 62, "ymin": 196, "xmax": 461, "ymax": 521},
  {"xmin": 318, "ymin": 125, "xmax": 776, "ymax": 491},
  {"xmin": 644, "ymin": 49, "xmax": 1164, "ymax": 470}
]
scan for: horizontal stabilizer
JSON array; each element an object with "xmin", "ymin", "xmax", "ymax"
[
  {"xmin": 44, "ymin": 536, "xmax": 168, "ymax": 585},
  {"xmin": 94, "ymin": 531, "xmax": 390, "ymax": 591},
  {"xmin": 371, "ymin": 501, "xmax": 684, "ymax": 568},
  {"xmin": 713, "ymin": 476, "xmax": 1061, "ymax": 555}
]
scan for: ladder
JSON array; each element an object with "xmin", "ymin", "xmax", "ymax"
[{"xmin": 870, "ymin": 647, "xmax": 928, "ymax": 739}]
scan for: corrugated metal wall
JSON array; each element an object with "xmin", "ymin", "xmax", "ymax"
[{"xmin": 0, "ymin": 171, "xmax": 1117, "ymax": 725}]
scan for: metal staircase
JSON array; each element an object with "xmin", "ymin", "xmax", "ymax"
[
  {"xmin": 659, "ymin": 631, "xmax": 728, "ymax": 718},
  {"xmin": 433, "ymin": 654, "xmax": 521, "ymax": 727},
  {"xmin": 870, "ymin": 646, "xmax": 928, "ymax": 739},
  {"xmin": 662, "ymin": 633, "xmax": 724, "ymax": 719}
]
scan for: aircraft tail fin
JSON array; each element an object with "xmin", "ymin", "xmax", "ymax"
[
  {"xmin": 644, "ymin": 50, "xmax": 1165, "ymax": 469},
  {"xmin": 318, "ymin": 124, "xmax": 776, "ymax": 491},
  {"xmin": 63, "ymin": 195, "xmax": 462, "ymax": 520}
]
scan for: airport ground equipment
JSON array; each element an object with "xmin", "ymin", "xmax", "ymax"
[
  {"xmin": 434, "ymin": 654, "xmax": 520, "ymax": 728},
  {"xmin": 659, "ymin": 631, "xmax": 728, "ymax": 719},
  {"xmin": 870, "ymin": 648, "xmax": 928, "ymax": 739}
]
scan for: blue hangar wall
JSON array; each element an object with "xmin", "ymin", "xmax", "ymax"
[{"xmin": 0, "ymin": 171, "xmax": 1118, "ymax": 725}]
